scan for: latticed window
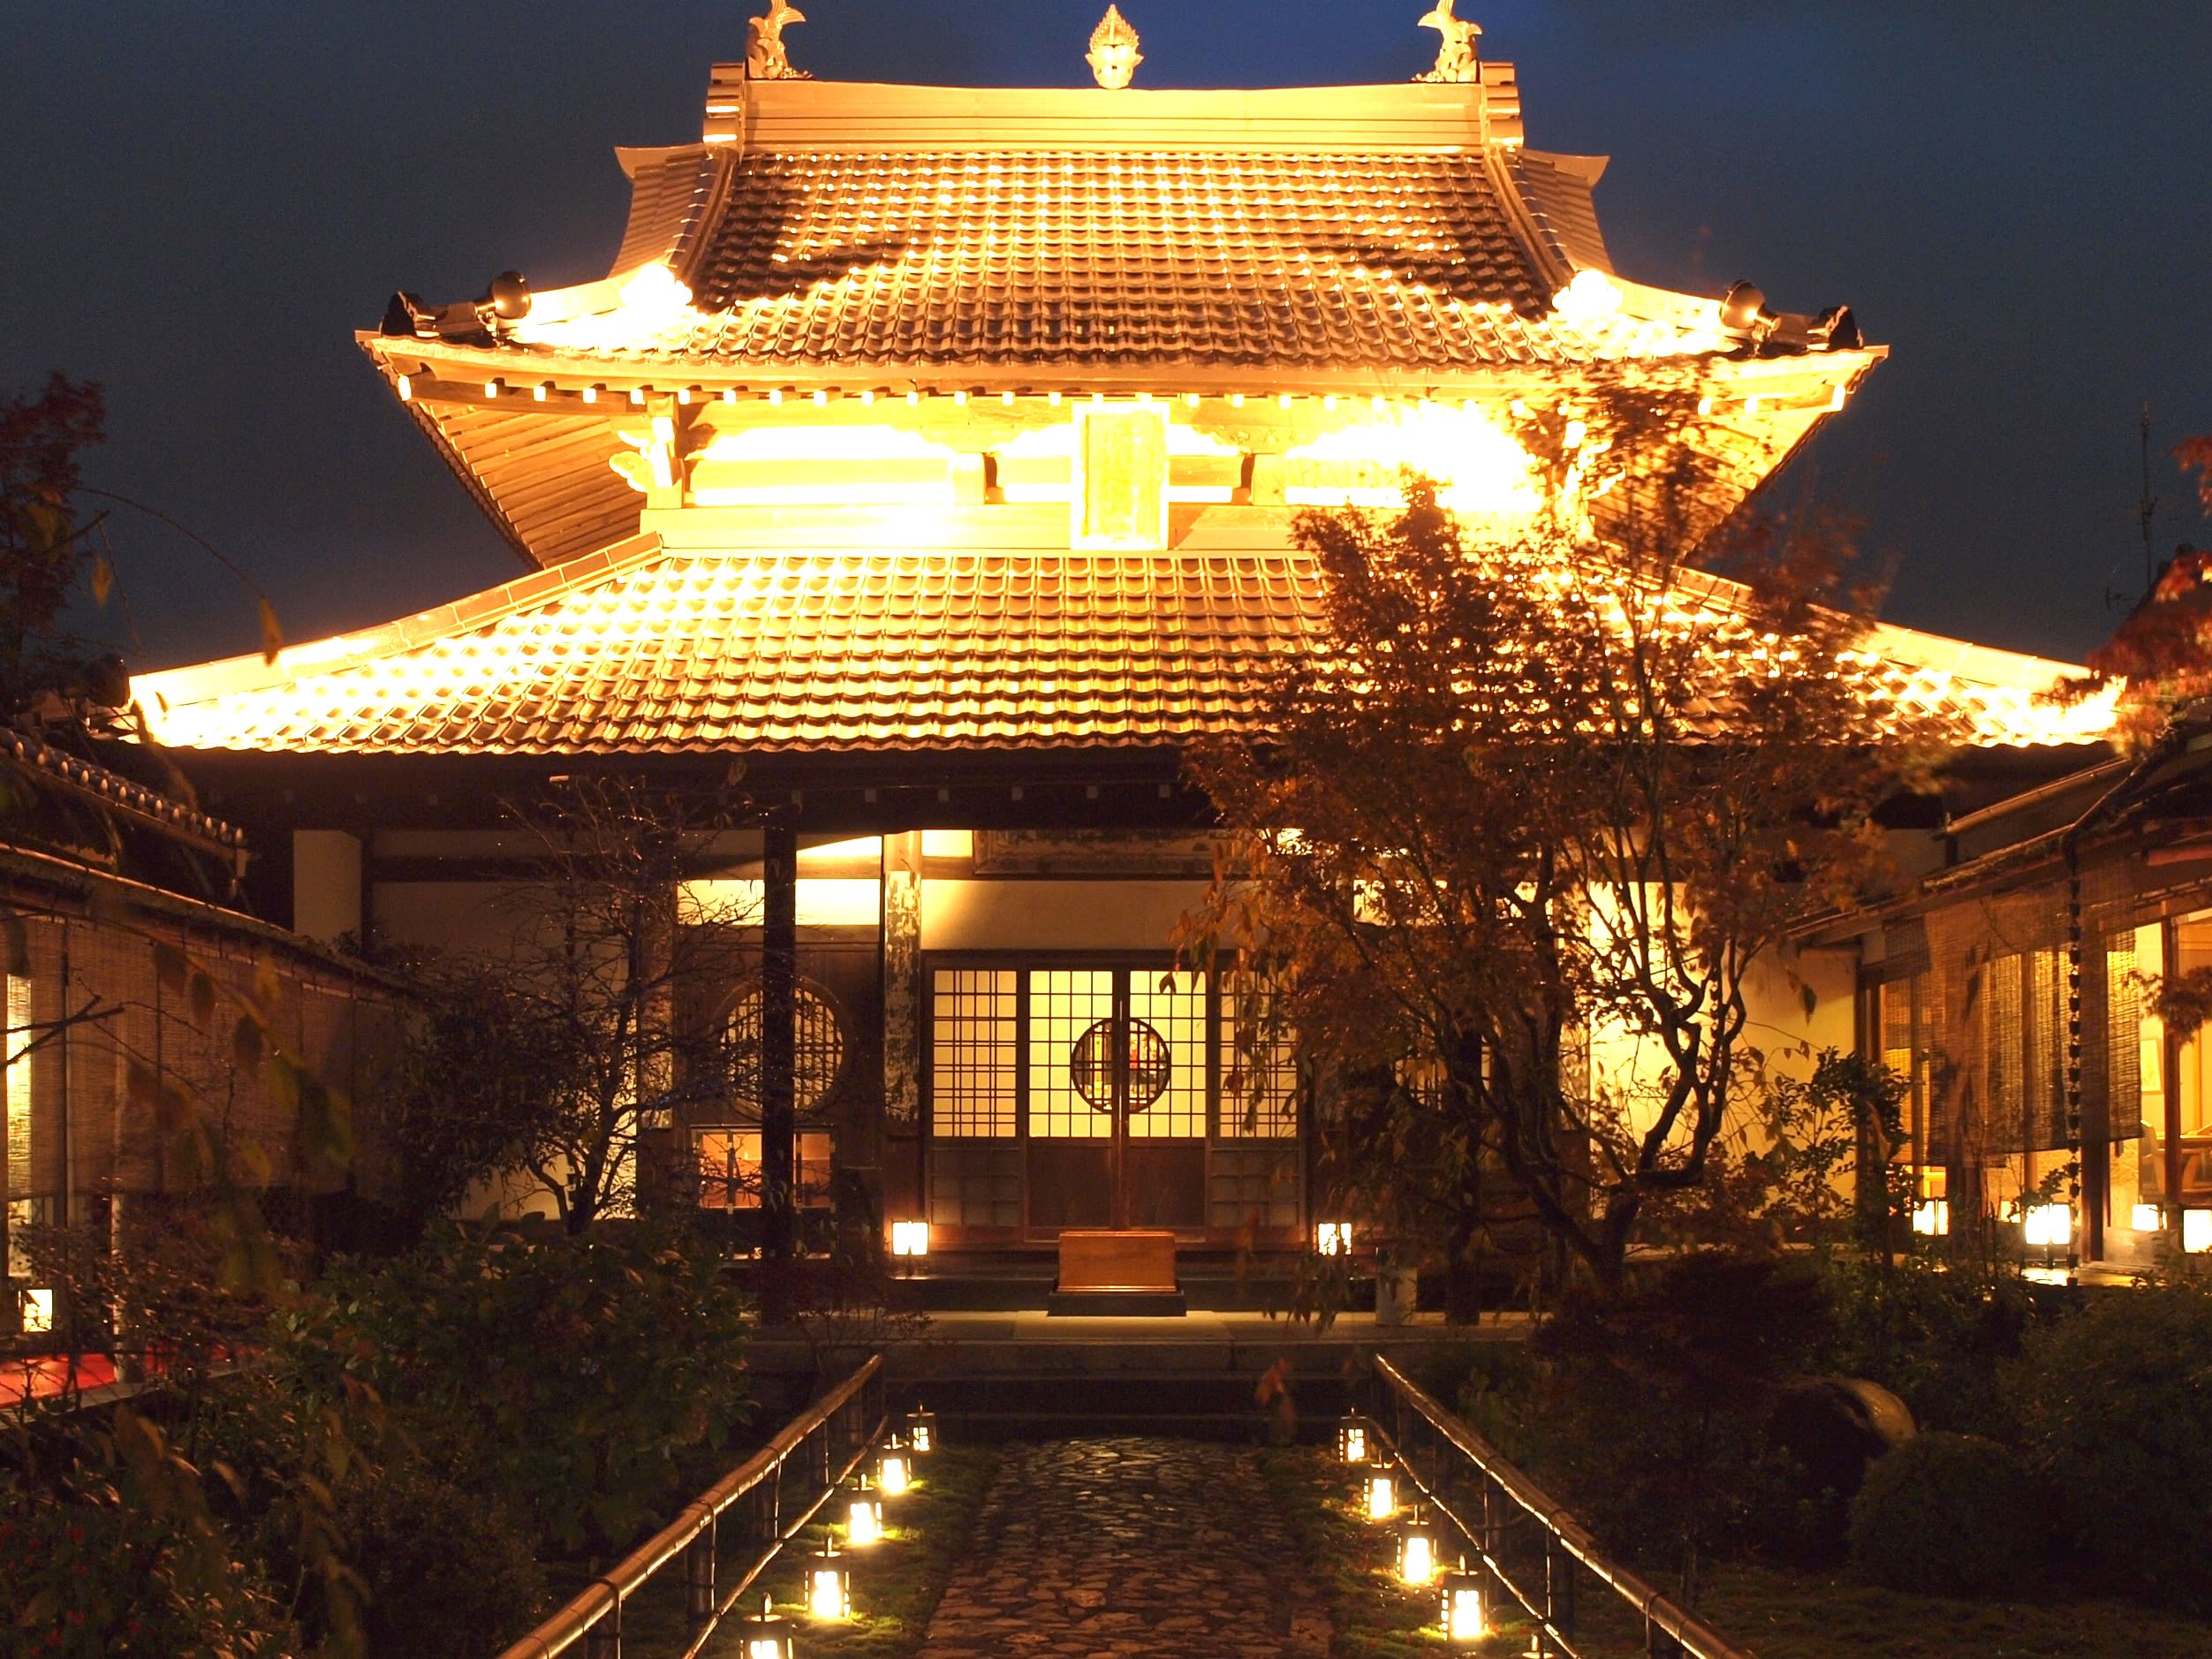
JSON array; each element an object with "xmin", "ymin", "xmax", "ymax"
[
  {"xmin": 1217, "ymin": 971, "xmax": 1299, "ymax": 1139},
  {"xmin": 929, "ymin": 969, "xmax": 1017, "ymax": 1137},
  {"xmin": 730, "ymin": 981, "xmax": 845, "ymax": 1115},
  {"xmin": 1124, "ymin": 971, "xmax": 1206, "ymax": 1139},
  {"xmin": 925, "ymin": 961, "xmax": 1299, "ymax": 1141}
]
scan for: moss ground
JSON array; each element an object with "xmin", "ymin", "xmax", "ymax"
[
  {"xmin": 1262, "ymin": 1445, "xmax": 2212, "ymax": 1659},
  {"xmin": 1693, "ymin": 1563, "xmax": 2212, "ymax": 1659},
  {"xmin": 716, "ymin": 1444, "xmax": 1004, "ymax": 1659}
]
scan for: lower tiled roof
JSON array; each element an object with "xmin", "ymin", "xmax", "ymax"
[{"xmin": 134, "ymin": 531, "xmax": 2113, "ymax": 757}]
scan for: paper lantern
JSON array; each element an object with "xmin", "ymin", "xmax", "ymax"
[{"xmin": 807, "ymin": 1542, "xmax": 852, "ymax": 1621}]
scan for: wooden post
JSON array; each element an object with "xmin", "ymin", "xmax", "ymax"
[
  {"xmin": 686, "ymin": 1519, "xmax": 716, "ymax": 1626},
  {"xmin": 761, "ymin": 820, "xmax": 799, "ymax": 1261}
]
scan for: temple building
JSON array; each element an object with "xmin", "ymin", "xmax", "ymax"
[{"xmin": 129, "ymin": 9, "xmax": 2121, "ymax": 1269}]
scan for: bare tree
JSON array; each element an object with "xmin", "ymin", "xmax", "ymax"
[
  {"xmin": 392, "ymin": 778, "xmax": 758, "ymax": 1233},
  {"xmin": 1187, "ymin": 391, "xmax": 1943, "ymax": 1293}
]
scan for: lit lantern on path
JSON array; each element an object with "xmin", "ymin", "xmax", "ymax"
[
  {"xmin": 1316, "ymin": 1221, "xmax": 1354, "ymax": 1256},
  {"xmin": 878, "ymin": 1436, "xmax": 912, "ymax": 1497},
  {"xmin": 1397, "ymin": 1509, "xmax": 1440, "ymax": 1586},
  {"xmin": 846, "ymin": 1473, "xmax": 883, "ymax": 1546},
  {"xmin": 1337, "ymin": 1416, "xmax": 1367, "ymax": 1465},
  {"xmin": 1364, "ymin": 1468, "xmax": 1397, "ymax": 1522},
  {"xmin": 739, "ymin": 1596, "xmax": 796, "ymax": 1659},
  {"xmin": 807, "ymin": 1541, "xmax": 852, "ymax": 1621},
  {"xmin": 905, "ymin": 1405, "xmax": 937, "ymax": 1455},
  {"xmin": 1440, "ymin": 1561, "xmax": 1487, "ymax": 1646}
]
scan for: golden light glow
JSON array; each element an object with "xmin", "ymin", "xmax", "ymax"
[
  {"xmin": 1365, "ymin": 1473, "xmax": 1397, "ymax": 1522},
  {"xmin": 808, "ymin": 1565, "xmax": 850, "ymax": 1620},
  {"xmin": 807, "ymin": 1546, "xmax": 852, "ymax": 1620},
  {"xmin": 1912, "ymin": 1199, "xmax": 1949, "ymax": 1237},
  {"xmin": 2022, "ymin": 1202, "xmax": 2072, "ymax": 1248},
  {"xmin": 1339, "ymin": 1420, "xmax": 1367, "ymax": 1463},
  {"xmin": 511, "ymin": 261, "xmax": 696, "ymax": 352},
  {"xmin": 1398, "ymin": 1523, "xmax": 1438, "ymax": 1587},
  {"xmin": 879, "ymin": 1448, "xmax": 912, "ymax": 1496},
  {"xmin": 1316, "ymin": 1221, "xmax": 1353, "ymax": 1256},
  {"xmin": 847, "ymin": 1495, "xmax": 883, "ymax": 1546},
  {"xmin": 2185, "ymin": 1210, "xmax": 2212, "ymax": 1254},
  {"xmin": 890, "ymin": 1220, "xmax": 931, "ymax": 1257},
  {"xmin": 1443, "ymin": 1579, "xmax": 1485, "ymax": 1643},
  {"xmin": 1285, "ymin": 405, "xmax": 1542, "ymax": 526},
  {"xmin": 2132, "ymin": 1203, "xmax": 2164, "ymax": 1232},
  {"xmin": 20, "ymin": 1287, "xmax": 53, "ymax": 1336}
]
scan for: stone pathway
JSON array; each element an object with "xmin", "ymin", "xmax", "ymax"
[{"xmin": 916, "ymin": 1436, "xmax": 1329, "ymax": 1659}]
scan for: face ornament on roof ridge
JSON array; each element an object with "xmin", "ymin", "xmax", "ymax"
[{"xmin": 1087, "ymin": 4, "xmax": 1142, "ymax": 89}]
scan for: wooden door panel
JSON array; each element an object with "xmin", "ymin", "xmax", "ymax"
[
  {"xmin": 1027, "ymin": 1141, "xmax": 1113, "ymax": 1230},
  {"xmin": 1123, "ymin": 1142, "xmax": 1207, "ymax": 1230}
]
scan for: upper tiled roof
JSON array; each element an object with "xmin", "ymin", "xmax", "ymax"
[
  {"xmin": 620, "ymin": 148, "xmax": 1557, "ymax": 370},
  {"xmin": 136, "ymin": 527, "xmax": 2116, "ymax": 758}
]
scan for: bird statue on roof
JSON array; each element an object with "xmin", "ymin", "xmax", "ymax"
[
  {"xmin": 1416, "ymin": 0, "xmax": 1481, "ymax": 83},
  {"xmin": 1087, "ymin": 5, "xmax": 1142, "ymax": 89},
  {"xmin": 747, "ymin": 0, "xmax": 811, "ymax": 80}
]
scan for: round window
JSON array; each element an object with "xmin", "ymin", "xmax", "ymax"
[
  {"xmin": 730, "ymin": 981, "xmax": 846, "ymax": 1114},
  {"xmin": 1069, "ymin": 1016, "xmax": 1171, "ymax": 1113}
]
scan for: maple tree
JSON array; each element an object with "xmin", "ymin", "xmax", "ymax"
[{"xmin": 1187, "ymin": 393, "xmax": 1940, "ymax": 1294}]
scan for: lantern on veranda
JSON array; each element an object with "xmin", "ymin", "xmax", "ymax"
[
  {"xmin": 1440, "ymin": 1560, "xmax": 1487, "ymax": 1646},
  {"xmin": 846, "ymin": 1472, "xmax": 883, "ymax": 1546},
  {"xmin": 739, "ymin": 1595, "xmax": 797, "ymax": 1659},
  {"xmin": 1364, "ymin": 1467, "xmax": 1397, "ymax": 1522},
  {"xmin": 1397, "ymin": 1508, "xmax": 1440, "ymax": 1586},
  {"xmin": 807, "ymin": 1540, "xmax": 852, "ymax": 1621},
  {"xmin": 878, "ymin": 1436, "xmax": 912, "ymax": 1497},
  {"xmin": 905, "ymin": 1405, "xmax": 937, "ymax": 1455},
  {"xmin": 1337, "ymin": 1415, "xmax": 1367, "ymax": 1465}
]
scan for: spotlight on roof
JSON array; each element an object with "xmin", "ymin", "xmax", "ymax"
[
  {"xmin": 1719, "ymin": 280, "xmax": 1769, "ymax": 333},
  {"xmin": 484, "ymin": 270, "xmax": 532, "ymax": 322}
]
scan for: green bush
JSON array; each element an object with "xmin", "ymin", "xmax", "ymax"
[
  {"xmin": 345, "ymin": 1458, "xmax": 548, "ymax": 1655},
  {"xmin": 1848, "ymin": 1432, "xmax": 2039, "ymax": 1595},
  {"xmin": 0, "ymin": 1408, "xmax": 293, "ymax": 1658},
  {"xmin": 1820, "ymin": 1254, "xmax": 2034, "ymax": 1436},
  {"xmin": 296, "ymin": 1222, "xmax": 755, "ymax": 1556},
  {"xmin": 2004, "ymin": 1277, "xmax": 2212, "ymax": 1611},
  {"xmin": 1523, "ymin": 1256, "xmax": 1834, "ymax": 1579}
]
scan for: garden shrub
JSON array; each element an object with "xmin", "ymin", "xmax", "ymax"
[
  {"xmin": 0, "ymin": 1407, "xmax": 293, "ymax": 1658},
  {"xmin": 1524, "ymin": 1255, "xmax": 1834, "ymax": 1585},
  {"xmin": 298, "ymin": 1221, "xmax": 755, "ymax": 1556},
  {"xmin": 1820, "ymin": 1254, "xmax": 2034, "ymax": 1436},
  {"xmin": 1847, "ymin": 1432, "xmax": 2039, "ymax": 1596},
  {"xmin": 345, "ymin": 1457, "xmax": 548, "ymax": 1655},
  {"xmin": 2004, "ymin": 1276, "xmax": 2212, "ymax": 1611}
]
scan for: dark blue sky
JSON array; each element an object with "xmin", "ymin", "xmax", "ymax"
[{"xmin": 5, "ymin": 1, "xmax": 2208, "ymax": 670}]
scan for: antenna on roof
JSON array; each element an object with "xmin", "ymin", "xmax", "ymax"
[
  {"xmin": 2140, "ymin": 402, "xmax": 2160, "ymax": 595},
  {"xmin": 2107, "ymin": 403, "xmax": 2160, "ymax": 612}
]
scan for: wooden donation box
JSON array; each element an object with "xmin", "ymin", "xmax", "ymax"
[{"xmin": 1049, "ymin": 1230, "xmax": 1187, "ymax": 1316}]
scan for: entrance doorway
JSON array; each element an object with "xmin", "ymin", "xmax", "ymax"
[{"xmin": 1025, "ymin": 967, "xmax": 1207, "ymax": 1234}]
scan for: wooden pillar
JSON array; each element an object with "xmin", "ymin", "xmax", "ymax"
[
  {"xmin": 882, "ymin": 832, "xmax": 922, "ymax": 1133},
  {"xmin": 761, "ymin": 821, "xmax": 799, "ymax": 1260}
]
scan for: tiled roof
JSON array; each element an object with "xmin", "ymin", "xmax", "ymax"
[
  {"xmin": 501, "ymin": 148, "xmax": 1732, "ymax": 373},
  {"xmin": 137, "ymin": 531, "xmax": 2114, "ymax": 757},
  {"xmin": 685, "ymin": 149, "xmax": 1549, "ymax": 368}
]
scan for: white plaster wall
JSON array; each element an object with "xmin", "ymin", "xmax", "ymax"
[
  {"xmin": 292, "ymin": 830, "xmax": 363, "ymax": 943},
  {"xmin": 919, "ymin": 879, "xmax": 1210, "ymax": 952},
  {"xmin": 372, "ymin": 881, "xmax": 541, "ymax": 956},
  {"xmin": 1741, "ymin": 943, "xmax": 1860, "ymax": 1080}
]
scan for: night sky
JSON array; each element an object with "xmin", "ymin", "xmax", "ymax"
[{"xmin": 5, "ymin": 2, "xmax": 2208, "ymax": 672}]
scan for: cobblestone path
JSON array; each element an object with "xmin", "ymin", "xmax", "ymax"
[{"xmin": 916, "ymin": 1437, "xmax": 1329, "ymax": 1659}]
